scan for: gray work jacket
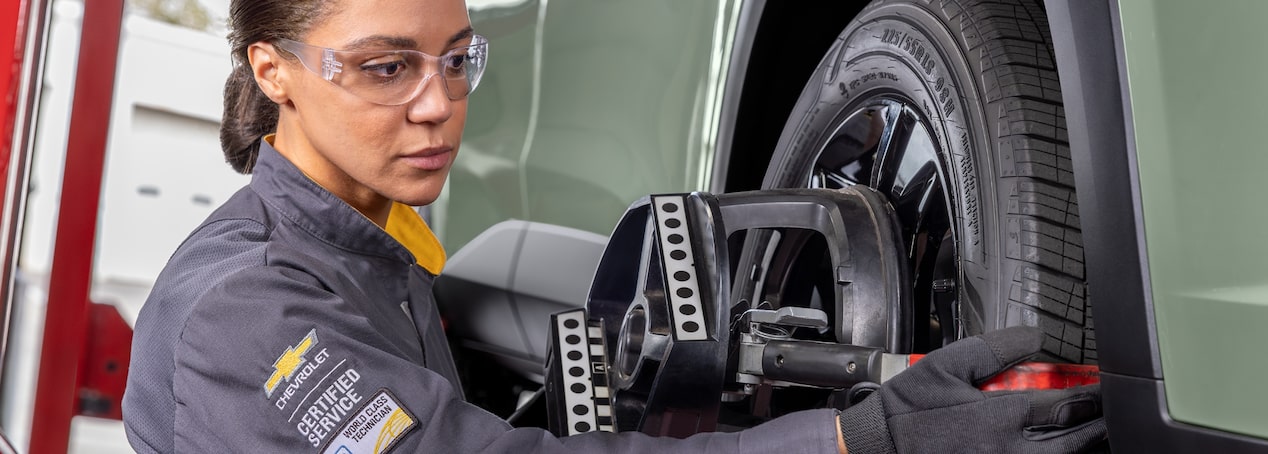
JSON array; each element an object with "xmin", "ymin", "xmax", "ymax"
[{"xmin": 122, "ymin": 141, "xmax": 839, "ymax": 453}]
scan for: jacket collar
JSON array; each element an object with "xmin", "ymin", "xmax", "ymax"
[{"xmin": 250, "ymin": 140, "xmax": 417, "ymax": 264}]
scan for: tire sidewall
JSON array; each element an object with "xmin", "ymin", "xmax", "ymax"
[{"xmin": 763, "ymin": 1, "xmax": 1001, "ymax": 337}]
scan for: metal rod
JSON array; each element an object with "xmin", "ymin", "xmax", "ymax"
[
  {"xmin": 29, "ymin": 0, "xmax": 125, "ymax": 451},
  {"xmin": 0, "ymin": 0, "xmax": 51, "ymax": 421}
]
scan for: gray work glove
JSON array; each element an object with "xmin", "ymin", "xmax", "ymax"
[{"xmin": 839, "ymin": 326, "xmax": 1107, "ymax": 453}]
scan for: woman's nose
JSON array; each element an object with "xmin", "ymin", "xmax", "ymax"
[{"xmin": 406, "ymin": 73, "xmax": 454, "ymax": 124}]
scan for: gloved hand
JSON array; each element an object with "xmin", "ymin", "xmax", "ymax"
[{"xmin": 838, "ymin": 326, "xmax": 1107, "ymax": 453}]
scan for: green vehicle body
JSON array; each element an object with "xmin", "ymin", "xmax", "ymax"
[
  {"xmin": 1118, "ymin": 0, "xmax": 1268, "ymax": 439},
  {"xmin": 442, "ymin": 0, "xmax": 742, "ymax": 250},
  {"xmin": 449, "ymin": 0, "xmax": 1268, "ymax": 447}
]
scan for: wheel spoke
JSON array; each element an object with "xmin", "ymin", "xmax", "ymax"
[
  {"xmin": 811, "ymin": 103, "xmax": 889, "ymax": 188},
  {"xmin": 870, "ymin": 101, "xmax": 913, "ymax": 194}
]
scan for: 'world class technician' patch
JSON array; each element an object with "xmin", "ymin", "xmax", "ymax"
[{"xmin": 321, "ymin": 389, "xmax": 418, "ymax": 454}]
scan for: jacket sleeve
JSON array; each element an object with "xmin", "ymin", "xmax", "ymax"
[{"xmin": 171, "ymin": 266, "xmax": 841, "ymax": 454}]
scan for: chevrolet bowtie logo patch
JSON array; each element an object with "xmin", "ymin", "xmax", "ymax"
[{"xmin": 265, "ymin": 329, "xmax": 318, "ymax": 397}]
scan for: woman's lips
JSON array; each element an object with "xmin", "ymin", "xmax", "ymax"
[{"xmin": 400, "ymin": 147, "xmax": 453, "ymax": 171}]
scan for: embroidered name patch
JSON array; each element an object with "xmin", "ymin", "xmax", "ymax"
[{"xmin": 320, "ymin": 389, "xmax": 417, "ymax": 454}]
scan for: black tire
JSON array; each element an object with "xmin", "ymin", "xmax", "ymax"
[{"xmin": 763, "ymin": 0, "xmax": 1094, "ymax": 363}]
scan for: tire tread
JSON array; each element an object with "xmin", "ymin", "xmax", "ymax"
[{"xmin": 959, "ymin": 0, "xmax": 1095, "ymax": 363}]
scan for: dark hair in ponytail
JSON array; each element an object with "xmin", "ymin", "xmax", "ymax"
[{"xmin": 220, "ymin": 0, "xmax": 329, "ymax": 173}]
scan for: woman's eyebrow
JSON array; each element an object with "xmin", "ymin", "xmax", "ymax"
[
  {"xmin": 447, "ymin": 27, "xmax": 474, "ymax": 46},
  {"xmin": 344, "ymin": 35, "xmax": 418, "ymax": 51},
  {"xmin": 343, "ymin": 27, "xmax": 474, "ymax": 52}
]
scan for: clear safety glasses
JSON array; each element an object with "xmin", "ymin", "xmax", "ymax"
[{"xmin": 273, "ymin": 35, "xmax": 488, "ymax": 105}]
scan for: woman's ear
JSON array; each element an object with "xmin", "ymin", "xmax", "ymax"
[{"xmin": 248, "ymin": 42, "xmax": 289, "ymax": 104}]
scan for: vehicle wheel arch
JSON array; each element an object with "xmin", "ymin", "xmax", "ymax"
[{"xmin": 717, "ymin": 0, "xmax": 867, "ymax": 193}]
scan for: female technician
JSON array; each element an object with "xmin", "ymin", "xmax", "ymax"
[{"xmin": 121, "ymin": 0, "xmax": 1107, "ymax": 452}]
